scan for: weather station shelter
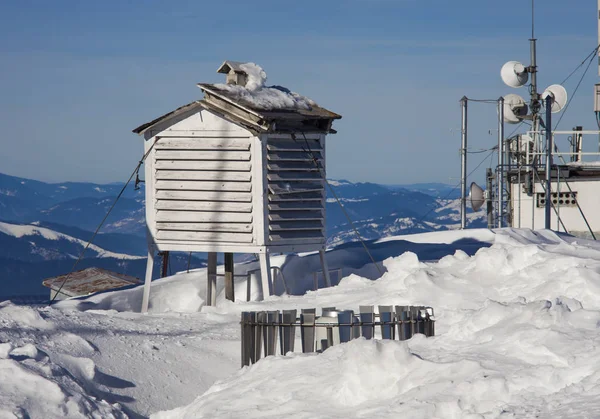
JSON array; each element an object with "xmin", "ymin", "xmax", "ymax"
[{"xmin": 133, "ymin": 61, "xmax": 341, "ymax": 312}]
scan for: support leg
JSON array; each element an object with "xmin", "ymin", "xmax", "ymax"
[
  {"xmin": 160, "ymin": 251, "xmax": 170, "ymax": 278},
  {"xmin": 225, "ymin": 253, "xmax": 235, "ymax": 302},
  {"xmin": 141, "ymin": 247, "xmax": 155, "ymax": 313},
  {"xmin": 319, "ymin": 249, "xmax": 331, "ymax": 287},
  {"xmin": 259, "ymin": 252, "xmax": 273, "ymax": 298},
  {"xmin": 206, "ymin": 252, "xmax": 217, "ymax": 306}
]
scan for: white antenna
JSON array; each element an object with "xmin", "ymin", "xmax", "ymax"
[
  {"xmin": 501, "ymin": 61, "xmax": 529, "ymax": 88},
  {"xmin": 542, "ymin": 84, "xmax": 568, "ymax": 113},
  {"xmin": 469, "ymin": 182, "xmax": 485, "ymax": 212},
  {"xmin": 503, "ymin": 94, "xmax": 529, "ymax": 123}
]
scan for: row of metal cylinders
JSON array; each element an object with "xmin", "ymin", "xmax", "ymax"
[{"xmin": 241, "ymin": 305, "xmax": 435, "ymax": 367}]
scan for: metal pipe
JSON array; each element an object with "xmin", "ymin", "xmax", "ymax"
[
  {"xmin": 545, "ymin": 95, "xmax": 553, "ymax": 229},
  {"xmin": 486, "ymin": 168, "xmax": 494, "ymax": 229},
  {"xmin": 460, "ymin": 96, "xmax": 468, "ymax": 229},
  {"xmin": 498, "ymin": 97, "xmax": 505, "ymax": 228}
]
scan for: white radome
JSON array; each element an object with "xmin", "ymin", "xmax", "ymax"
[
  {"xmin": 501, "ymin": 61, "xmax": 529, "ymax": 88},
  {"xmin": 503, "ymin": 93, "xmax": 529, "ymax": 124}
]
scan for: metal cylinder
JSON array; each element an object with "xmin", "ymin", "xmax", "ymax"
[
  {"xmin": 460, "ymin": 97, "xmax": 468, "ymax": 229},
  {"xmin": 545, "ymin": 95, "xmax": 553, "ymax": 229},
  {"xmin": 497, "ymin": 97, "xmax": 505, "ymax": 228}
]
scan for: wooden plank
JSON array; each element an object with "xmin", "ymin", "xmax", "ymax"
[
  {"xmin": 266, "ymin": 141, "xmax": 322, "ymax": 152},
  {"xmin": 268, "ymin": 191, "xmax": 324, "ymax": 201},
  {"xmin": 268, "ymin": 233, "xmax": 325, "ymax": 244},
  {"xmin": 268, "ymin": 202, "xmax": 324, "ymax": 211},
  {"xmin": 269, "ymin": 221, "xmax": 324, "ymax": 231},
  {"xmin": 267, "ymin": 151, "xmax": 323, "ymax": 161},
  {"xmin": 155, "ymin": 190, "xmax": 252, "ymax": 202},
  {"xmin": 225, "ymin": 253, "xmax": 235, "ymax": 301},
  {"xmin": 268, "ymin": 183, "xmax": 323, "ymax": 196},
  {"xmin": 156, "ymin": 211, "xmax": 253, "ymax": 223},
  {"xmin": 267, "ymin": 172, "xmax": 322, "ymax": 182},
  {"xmin": 155, "ymin": 150, "xmax": 251, "ymax": 161},
  {"xmin": 155, "ymin": 200, "xmax": 252, "ymax": 212},
  {"xmin": 156, "ymin": 138, "xmax": 251, "ymax": 150},
  {"xmin": 269, "ymin": 211, "xmax": 324, "ymax": 221},
  {"xmin": 156, "ymin": 230, "xmax": 254, "ymax": 243},
  {"xmin": 267, "ymin": 162, "xmax": 319, "ymax": 172},
  {"xmin": 156, "ymin": 222, "xmax": 252, "ymax": 233},
  {"xmin": 155, "ymin": 160, "xmax": 252, "ymax": 171},
  {"xmin": 156, "ymin": 171, "xmax": 252, "ymax": 182},
  {"xmin": 154, "ymin": 180, "xmax": 251, "ymax": 192}
]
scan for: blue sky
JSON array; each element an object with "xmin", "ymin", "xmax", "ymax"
[{"xmin": 0, "ymin": 0, "xmax": 598, "ymax": 186}]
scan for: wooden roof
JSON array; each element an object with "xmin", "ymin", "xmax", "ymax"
[
  {"xmin": 43, "ymin": 267, "xmax": 141, "ymax": 297},
  {"xmin": 133, "ymin": 84, "xmax": 340, "ymax": 136}
]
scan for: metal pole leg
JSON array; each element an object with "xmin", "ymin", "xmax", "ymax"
[
  {"xmin": 141, "ymin": 247, "xmax": 155, "ymax": 313},
  {"xmin": 319, "ymin": 249, "xmax": 332, "ymax": 287},
  {"xmin": 259, "ymin": 252, "xmax": 273, "ymax": 297}
]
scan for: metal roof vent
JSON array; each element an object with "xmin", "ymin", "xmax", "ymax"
[{"xmin": 217, "ymin": 60, "xmax": 248, "ymax": 86}]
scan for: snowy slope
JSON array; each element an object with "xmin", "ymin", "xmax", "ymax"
[
  {"xmin": 0, "ymin": 221, "xmax": 144, "ymax": 261},
  {"xmin": 3, "ymin": 228, "xmax": 600, "ymax": 418}
]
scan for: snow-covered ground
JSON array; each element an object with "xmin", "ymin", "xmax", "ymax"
[{"xmin": 3, "ymin": 228, "xmax": 600, "ymax": 418}]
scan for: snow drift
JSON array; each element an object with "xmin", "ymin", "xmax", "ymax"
[{"xmin": 3, "ymin": 228, "xmax": 600, "ymax": 418}]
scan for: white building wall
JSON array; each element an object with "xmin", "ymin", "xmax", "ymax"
[{"xmin": 511, "ymin": 178, "xmax": 600, "ymax": 235}]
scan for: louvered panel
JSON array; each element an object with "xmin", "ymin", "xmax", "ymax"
[
  {"xmin": 269, "ymin": 184, "xmax": 323, "ymax": 196},
  {"xmin": 270, "ymin": 221, "xmax": 323, "ymax": 231},
  {"xmin": 155, "ymin": 181, "xmax": 251, "ymax": 193},
  {"xmin": 267, "ymin": 162, "xmax": 319, "ymax": 172},
  {"xmin": 156, "ymin": 211, "xmax": 252, "ymax": 223},
  {"xmin": 155, "ymin": 160, "xmax": 251, "ymax": 171},
  {"xmin": 268, "ymin": 202, "xmax": 324, "ymax": 211},
  {"xmin": 267, "ymin": 172, "xmax": 322, "ymax": 182},
  {"xmin": 155, "ymin": 200, "xmax": 252, "ymax": 212},
  {"xmin": 156, "ymin": 171, "xmax": 252, "ymax": 182},
  {"xmin": 266, "ymin": 136, "xmax": 326, "ymax": 245},
  {"xmin": 156, "ymin": 138, "xmax": 251, "ymax": 150},
  {"xmin": 269, "ymin": 231, "xmax": 325, "ymax": 243},
  {"xmin": 268, "ymin": 192, "xmax": 324, "ymax": 202},
  {"xmin": 155, "ymin": 150, "xmax": 251, "ymax": 161},
  {"xmin": 152, "ymin": 137, "xmax": 255, "ymax": 245},
  {"xmin": 156, "ymin": 230, "xmax": 254, "ymax": 243},
  {"xmin": 156, "ymin": 222, "xmax": 252, "ymax": 233},
  {"xmin": 266, "ymin": 140, "xmax": 322, "ymax": 152},
  {"xmin": 269, "ymin": 211, "xmax": 324, "ymax": 221},
  {"xmin": 156, "ymin": 190, "xmax": 251, "ymax": 202},
  {"xmin": 267, "ymin": 151, "xmax": 323, "ymax": 161}
]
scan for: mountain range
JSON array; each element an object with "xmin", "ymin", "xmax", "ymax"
[{"xmin": 0, "ymin": 172, "xmax": 485, "ymax": 299}]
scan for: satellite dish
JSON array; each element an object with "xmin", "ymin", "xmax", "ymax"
[
  {"xmin": 501, "ymin": 61, "xmax": 529, "ymax": 88},
  {"xmin": 542, "ymin": 84, "xmax": 568, "ymax": 113},
  {"xmin": 469, "ymin": 182, "xmax": 485, "ymax": 211},
  {"xmin": 503, "ymin": 94, "xmax": 529, "ymax": 124}
]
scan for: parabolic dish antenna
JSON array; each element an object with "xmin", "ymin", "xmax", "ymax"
[
  {"xmin": 469, "ymin": 182, "xmax": 485, "ymax": 212},
  {"xmin": 542, "ymin": 84, "xmax": 568, "ymax": 113},
  {"xmin": 501, "ymin": 61, "xmax": 529, "ymax": 88},
  {"xmin": 503, "ymin": 94, "xmax": 529, "ymax": 124}
]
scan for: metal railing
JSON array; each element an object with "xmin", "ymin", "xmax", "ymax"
[{"xmin": 240, "ymin": 305, "xmax": 435, "ymax": 367}]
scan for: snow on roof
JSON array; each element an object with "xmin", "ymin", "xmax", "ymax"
[
  {"xmin": 43, "ymin": 267, "xmax": 141, "ymax": 297},
  {"xmin": 209, "ymin": 62, "xmax": 317, "ymax": 111}
]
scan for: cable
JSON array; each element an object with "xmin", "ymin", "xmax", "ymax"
[
  {"xmin": 553, "ymin": 46, "xmax": 597, "ymax": 132},
  {"xmin": 291, "ymin": 133, "xmax": 384, "ymax": 276},
  {"xmin": 560, "ymin": 44, "xmax": 600, "ymax": 85},
  {"xmin": 48, "ymin": 139, "xmax": 159, "ymax": 304}
]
